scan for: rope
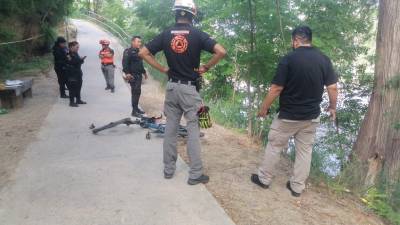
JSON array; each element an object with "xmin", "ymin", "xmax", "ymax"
[{"xmin": 0, "ymin": 34, "xmax": 44, "ymax": 46}]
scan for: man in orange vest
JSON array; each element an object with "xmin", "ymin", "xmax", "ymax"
[{"xmin": 99, "ymin": 40, "xmax": 115, "ymax": 93}]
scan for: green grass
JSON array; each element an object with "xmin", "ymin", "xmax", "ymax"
[
  {"xmin": 363, "ymin": 188, "xmax": 400, "ymax": 225},
  {"xmin": 207, "ymin": 100, "xmax": 248, "ymax": 133},
  {"xmin": 11, "ymin": 55, "xmax": 52, "ymax": 73},
  {"xmin": 0, "ymin": 54, "xmax": 52, "ymax": 81}
]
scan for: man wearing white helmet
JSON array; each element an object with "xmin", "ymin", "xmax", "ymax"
[{"xmin": 139, "ymin": 0, "xmax": 226, "ymax": 185}]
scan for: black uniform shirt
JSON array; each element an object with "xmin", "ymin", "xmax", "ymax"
[
  {"xmin": 122, "ymin": 47, "xmax": 146, "ymax": 75},
  {"xmin": 66, "ymin": 52, "xmax": 84, "ymax": 79},
  {"xmin": 146, "ymin": 23, "xmax": 217, "ymax": 81},
  {"xmin": 53, "ymin": 46, "xmax": 68, "ymax": 70},
  {"xmin": 272, "ymin": 46, "xmax": 338, "ymax": 120}
]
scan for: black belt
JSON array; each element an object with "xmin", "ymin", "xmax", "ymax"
[
  {"xmin": 102, "ymin": 63, "xmax": 114, "ymax": 66},
  {"xmin": 169, "ymin": 78, "xmax": 196, "ymax": 86}
]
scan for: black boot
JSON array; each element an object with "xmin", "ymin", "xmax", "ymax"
[
  {"xmin": 131, "ymin": 109, "xmax": 142, "ymax": 117},
  {"xmin": 60, "ymin": 89, "xmax": 68, "ymax": 98},
  {"xmin": 164, "ymin": 172, "xmax": 174, "ymax": 179},
  {"xmin": 77, "ymin": 100, "xmax": 87, "ymax": 104},
  {"xmin": 251, "ymin": 174, "xmax": 269, "ymax": 189},
  {"xmin": 136, "ymin": 108, "xmax": 145, "ymax": 114},
  {"xmin": 69, "ymin": 102, "xmax": 79, "ymax": 107},
  {"xmin": 286, "ymin": 181, "xmax": 301, "ymax": 197}
]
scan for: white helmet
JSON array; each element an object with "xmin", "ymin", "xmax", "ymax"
[{"xmin": 172, "ymin": 0, "xmax": 197, "ymax": 16}]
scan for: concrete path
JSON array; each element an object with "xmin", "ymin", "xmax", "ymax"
[{"xmin": 0, "ymin": 20, "xmax": 235, "ymax": 225}]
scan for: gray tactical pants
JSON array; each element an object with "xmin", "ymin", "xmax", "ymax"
[
  {"xmin": 101, "ymin": 64, "xmax": 115, "ymax": 89},
  {"xmin": 163, "ymin": 82, "xmax": 203, "ymax": 179}
]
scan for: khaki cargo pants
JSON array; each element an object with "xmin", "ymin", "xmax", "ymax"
[
  {"xmin": 163, "ymin": 82, "xmax": 203, "ymax": 179},
  {"xmin": 258, "ymin": 116, "xmax": 319, "ymax": 193}
]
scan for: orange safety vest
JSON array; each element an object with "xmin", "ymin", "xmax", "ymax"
[{"xmin": 100, "ymin": 48, "xmax": 114, "ymax": 65}]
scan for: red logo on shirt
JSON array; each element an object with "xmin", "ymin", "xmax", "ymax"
[{"xmin": 171, "ymin": 35, "xmax": 188, "ymax": 54}]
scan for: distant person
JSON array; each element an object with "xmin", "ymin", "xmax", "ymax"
[
  {"xmin": 251, "ymin": 26, "xmax": 338, "ymax": 197},
  {"xmin": 122, "ymin": 36, "xmax": 148, "ymax": 117},
  {"xmin": 52, "ymin": 37, "xmax": 69, "ymax": 98},
  {"xmin": 139, "ymin": 0, "xmax": 226, "ymax": 185},
  {"xmin": 66, "ymin": 41, "xmax": 87, "ymax": 107},
  {"xmin": 99, "ymin": 40, "xmax": 115, "ymax": 93}
]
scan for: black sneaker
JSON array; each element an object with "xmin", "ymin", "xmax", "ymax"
[
  {"xmin": 251, "ymin": 174, "xmax": 269, "ymax": 189},
  {"xmin": 111, "ymin": 88, "xmax": 115, "ymax": 93},
  {"xmin": 77, "ymin": 100, "xmax": 87, "ymax": 104},
  {"xmin": 188, "ymin": 175, "xmax": 209, "ymax": 185},
  {"xmin": 61, "ymin": 94, "xmax": 69, "ymax": 99},
  {"xmin": 105, "ymin": 86, "xmax": 110, "ymax": 90},
  {"xmin": 164, "ymin": 172, "xmax": 174, "ymax": 179},
  {"xmin": 69, "ymin": 103, "xmax": 79, "ymax": 107},
  {"xmin": 286, "ymin": 181, "xmax": 301, "ymax": 197}
]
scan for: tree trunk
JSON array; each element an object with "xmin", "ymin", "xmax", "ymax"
[
  {"xmin": 232, "ymin": 48, "xmax": 239, "ymax": 102},
  {"xmin": 275, "ymin": 0, "xmax": 286, "ymax": 49},
  {"xmin": 353, "ymin": 0, "xmax": 400, "ymax": 187},
  {"xmin": 247, "ymin": 0, "xmax": 256, "ymax": 137}
]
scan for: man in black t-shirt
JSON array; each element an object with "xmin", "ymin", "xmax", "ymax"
[
  {"xmin": 139, "ymin": 0, "xmax": 226, "ymax": 185},
  {"xmin": 251, "ymin": 26, "xmax": 338, "ymax": 197}
]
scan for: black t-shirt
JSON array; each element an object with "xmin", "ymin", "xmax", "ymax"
[
  {"xmin": 272, "ymin": 47, "xmax": 337, "ymax": 120},
  {"xmin": 122, "ymin": 47, "xmax": 146, "ymax": 75},
  {"xmin": 146, "ymin": 23, "xmax": 217, "ymax": 81},
  {"xmin": 66, "ymin": 52, "xmax": 84, "ymax": 79}
]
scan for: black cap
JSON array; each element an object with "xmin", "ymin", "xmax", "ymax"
[{"xmin": 56, "ymin": 36, "xmax": 67, "ymax": 44}]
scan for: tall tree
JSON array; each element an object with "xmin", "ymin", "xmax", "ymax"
[
  {"xmin": 353, "ymin": 0, "xmax": 400, "ymax": 187},
  {"xmin": 246, "ymin": 0, "xmax": 256, "ymax": 137}
]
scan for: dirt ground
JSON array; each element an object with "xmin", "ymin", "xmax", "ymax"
[
  {"xmin": 0, "ymin": 71, "xmax": 386, "ymax": 225},
  {"xmin": 0, "ymin": 57, "xmax": 386, "ymax": 224},
  {"xmin": 140, "ymin": 77, "xmax": 385, "ymax": 225},
  {"xmin": 0, "ymin": 71, "xmax": 58, "ymax": 189}
]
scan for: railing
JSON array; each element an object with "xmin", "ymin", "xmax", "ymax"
[{"xmin": 78, "ymin": 9, "xmax": 131, "ymax": 47}]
